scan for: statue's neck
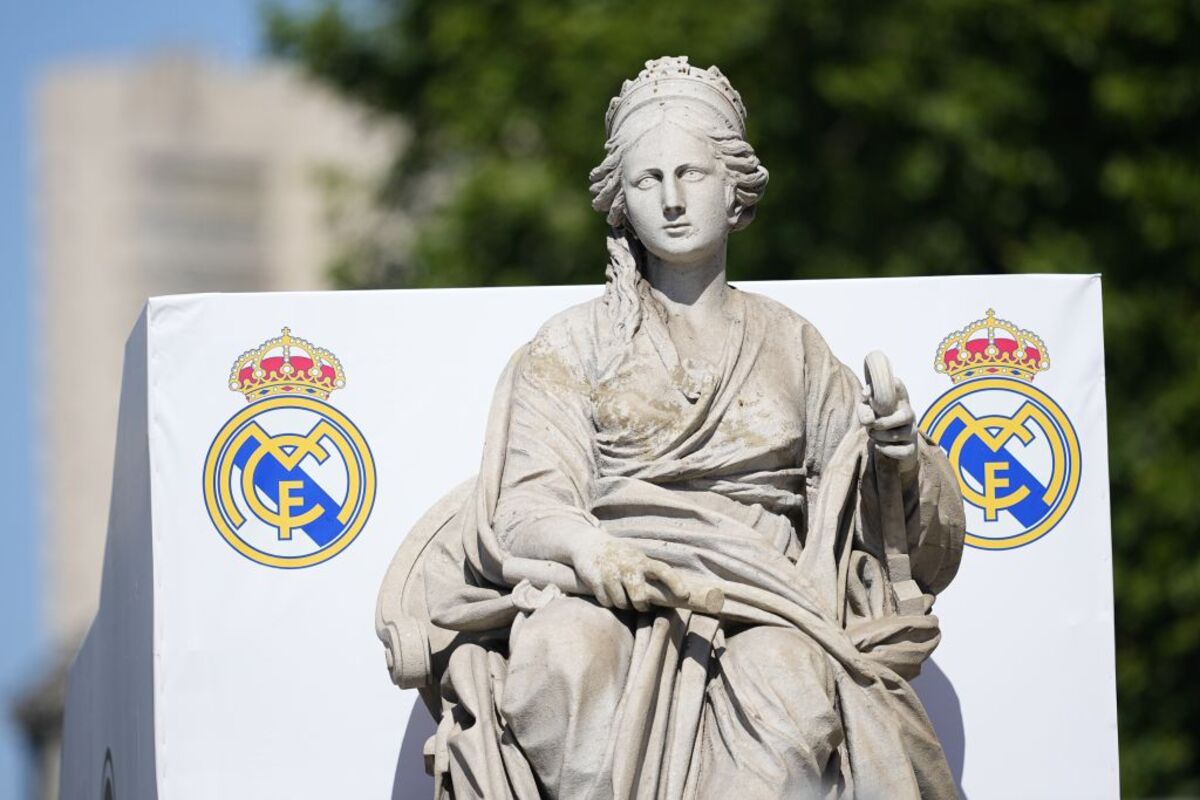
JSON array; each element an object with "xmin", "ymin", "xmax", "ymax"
[{"xmin": 644, "ymin": 247, "xmax": 729, "ymax": 319}]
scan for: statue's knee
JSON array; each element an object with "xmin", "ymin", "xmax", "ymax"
[
  {"xmin": 510, "ymin": 597, "xmax": 632, "ymax": 678},
  {"xmin": 724, "ymin": 625, "xmax": 833, "ymax": 692},
  {"xmin": 502, "ymin": 597, "xmax": 632, "ymax": 732}
]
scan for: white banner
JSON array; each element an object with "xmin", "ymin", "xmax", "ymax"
[{"xmin": 61, "ymin": 275, "xmax": 1117, "ymax": 799}]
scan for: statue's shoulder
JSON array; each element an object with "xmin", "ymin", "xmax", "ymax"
[
  {"xmin": 526, "ymin": 296, "xmax": 607, "ymax": 353},
  {"xmin": 532, "ymin": 296, "xmax": 606, "ymax": 338},
  {"xmin": 519, "ymin": 296, "xmax": 608, "ymax": 384},
  {"xmin": 737, "ymin": 288, "xmax": 823, "ymax": 340}
]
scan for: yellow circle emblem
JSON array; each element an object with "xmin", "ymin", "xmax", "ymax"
[
  {"xmin": 204, "ymin": 395, "xmax": 376, "ymax": 568},
  {"xmin": 920, "ymin": 377, "xmax": 1081, "ymax": 550}
]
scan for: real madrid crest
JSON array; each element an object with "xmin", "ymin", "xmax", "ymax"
[
  {"xmin": 919, "ymin": 310, "xmax": 1081, "ymax": 550},
  {"xmin": 203, "ymin": 328, "xmax": 376, "ymax": 568}
]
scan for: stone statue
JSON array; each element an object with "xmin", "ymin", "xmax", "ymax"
[{"xmin": 377, "ymin": 56, "xmax": 965, "ymax": 800}]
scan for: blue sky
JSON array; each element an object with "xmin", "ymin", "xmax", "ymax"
[{"xmin": 0, "ymin": 1, "xmax": 268, "ymax": 793}]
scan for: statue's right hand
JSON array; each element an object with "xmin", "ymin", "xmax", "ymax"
[{"xmin": 570, "ymin": 538, "xmax": 690, "ymax": 612}]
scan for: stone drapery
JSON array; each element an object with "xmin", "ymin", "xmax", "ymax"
[{"xmin": 407, "ymin": 289, "xmax": 964, "ymax": 799}]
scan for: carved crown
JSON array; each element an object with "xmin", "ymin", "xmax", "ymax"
[
  {"xmin": 605, "ymin": 56, "xmax": 747, "ymax": 138},
  {"xmin": 228, "ymin": 327, "xmax": 345, "ymax": 401},
  {"xmin": 935, "ymin": 309, "xmax": 1050, "ymax": 383}
]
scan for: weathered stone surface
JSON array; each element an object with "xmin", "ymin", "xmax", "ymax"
[{"xmin": 377, "ymin": 55, "xmax": 965, "ymax": 799}]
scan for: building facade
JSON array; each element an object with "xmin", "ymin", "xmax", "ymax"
[{"xmin": 19, "ymin": 51, "xmax": 394, "ymax": 799}]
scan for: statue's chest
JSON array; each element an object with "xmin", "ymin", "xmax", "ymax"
[
  {"xmin": 593, "ymin": 368, "xmax": 692, "ymax": 445},
  {"xmin": 592, "ymin": 348, "xmax": 804, "ymax": 459}
]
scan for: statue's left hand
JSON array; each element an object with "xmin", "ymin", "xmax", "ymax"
[{"xmin": 858, "ymin": 378, "xmax": 919, "ymax": 473}]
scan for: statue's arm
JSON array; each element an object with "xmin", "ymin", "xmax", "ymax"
[
  {"xmin": 492, "ymin": 326, "xmax": 606, "ymax": 568},
  {"xmin": 799, "ymin": 320, "xmax": 864, "ymax": 491},
  {"xmin": 901, "ymin": 434, "xmax": 966, "ymax": 596},
  {"xmin": 491, "ymin": 317, "xmax": 694, "ymax": 611},
  {"xmin": 799, "ymin": 320, "xmax": 963, "ymax": 597}
]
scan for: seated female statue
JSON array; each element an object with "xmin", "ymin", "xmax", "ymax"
[{"xmin": 379, "ymin": 55, "xmax": 965, "ymax": 800}]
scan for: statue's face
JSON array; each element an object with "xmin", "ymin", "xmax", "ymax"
[{"xmin": 621, "ymin": 120, "xmax": 730, "ymax": 266}]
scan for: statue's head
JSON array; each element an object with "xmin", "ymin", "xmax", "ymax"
[{"xmin": 590, "ymin": 57, "xmax": 769, "ymax": 268}]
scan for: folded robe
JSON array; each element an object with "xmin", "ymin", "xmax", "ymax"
[{"xmin": 398, "ymin": 289, "xmax": 964, "ymax": 799}]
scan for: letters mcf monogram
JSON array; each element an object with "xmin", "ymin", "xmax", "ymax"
[
  {"xmin": 204, "ymin": 328, "xmax": 376, "ymax": 568},
  {"xmin": 919, "ymin": 310, "xmax": 1081, "ymax": 550}
]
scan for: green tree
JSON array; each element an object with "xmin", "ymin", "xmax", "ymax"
[{"xmin": 266, "ymin": 1, "xmax": 1200, "ymax": 794}]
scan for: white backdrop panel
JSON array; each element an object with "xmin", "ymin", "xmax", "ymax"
[{"xmin": 63, "ymin": 275, "xmax": 1117, "ymax": 799}]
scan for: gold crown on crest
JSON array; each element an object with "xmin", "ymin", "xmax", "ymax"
[
  {"xmin": 228, "ymin": 327, "xmax": 345, "ymax": 401},
  {"xmin": 935, "ymin": 309, "xmax": 1050, "ymax": 383}
]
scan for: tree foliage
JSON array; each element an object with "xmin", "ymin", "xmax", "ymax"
[{"xmin": 266, "ymin": 1, "xmax": 1200, "ymax": 794}]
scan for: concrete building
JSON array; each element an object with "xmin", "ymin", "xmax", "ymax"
[{"xmin": 16, "ymin": 52, "xmax": 395, "ymax": 798}]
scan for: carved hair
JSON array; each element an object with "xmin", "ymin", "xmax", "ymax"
[{"xmin": 588, "ymin": 114, "xmax": 769, "ymax": 343}]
